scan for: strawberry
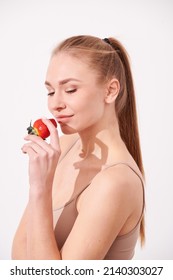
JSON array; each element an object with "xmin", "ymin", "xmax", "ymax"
[{"xmin": 27, "ymin": 118, "xmax": 57, "ymax": 139}]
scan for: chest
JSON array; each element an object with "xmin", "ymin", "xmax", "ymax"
[{"xmin": 52, "ymin": 152, "xmax": 103, "ymax": 210}]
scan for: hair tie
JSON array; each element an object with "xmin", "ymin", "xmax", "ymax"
[
  {"xmin": 103, "ymin": 38, "xmax": 111, "ymax": 45},
  {"xmin": 103, "ymin": 38, "xmax": 121, "ymax": 56}
]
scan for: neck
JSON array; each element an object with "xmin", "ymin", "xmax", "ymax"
[{"xmin": 78, "ymin": 114, "xmax": 123, "ymax": 159}]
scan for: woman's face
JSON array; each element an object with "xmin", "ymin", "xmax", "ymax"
[{"xmin": 45, "ymin": 52, "xmax": 106, "ymax": 134}]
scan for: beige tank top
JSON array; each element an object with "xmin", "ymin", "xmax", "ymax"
[{"xmin": 53, "ymin": 142, "xmax": 145, "ymax": 260}]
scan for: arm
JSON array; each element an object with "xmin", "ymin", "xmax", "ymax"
[
  {"xmin": 27, "ymin": 187, "xmax": 60, "ymax": 259},
  {"xmin": 11, "ymin": 206, "xmax": 28, "ymax": 259},
  {"xmin": 12, "ymin": 196, "xmax": 59, "ymax": 260},
  {"xmin": 12, "ymin": 127, "xmax": 78, "ymax": 259},
  {"xmin": 12, "ymin": 119, "xmax": 61, "ymax": 259}
]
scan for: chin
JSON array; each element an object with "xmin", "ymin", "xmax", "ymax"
[{"xmin": 60, "ymin": 124, "xmax": 78, "ymax": 135}]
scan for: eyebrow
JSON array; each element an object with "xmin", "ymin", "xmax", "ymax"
[{"xmin": 45, "ymin": 78, "xmax": 81, "ymax": 87}]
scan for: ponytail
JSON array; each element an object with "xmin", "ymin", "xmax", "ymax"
[{"xmin": 108, "ymin": 38, "xmax": 145, "ymax": 245}]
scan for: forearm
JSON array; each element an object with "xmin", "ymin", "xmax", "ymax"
[
  {"xmin": 11, "ymin": 206, "xmax": 28, "ymax": 260},
  {"xmin": 12, "ymin": 231, "xmax": 27, "ymax": 259},
  {"xmin": 27, "ymin": 188, "xmax": 61, "ymax": 260},
  {"xmin": 20, "ymin": 121, "xmax": 61, "ymax": 259}
]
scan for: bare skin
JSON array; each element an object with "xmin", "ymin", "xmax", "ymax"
[{"xmin": 12, "ymin": 53, "xmax": 143, "ymax": 260}]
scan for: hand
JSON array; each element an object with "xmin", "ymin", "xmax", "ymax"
[{"xmin": 22, "ymin": 118, "xmax": 61, "ymax": 193}]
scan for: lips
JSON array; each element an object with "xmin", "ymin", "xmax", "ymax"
[{"xmin": 56, "ymin": 114, "xmax": 74, "ymax": 123}]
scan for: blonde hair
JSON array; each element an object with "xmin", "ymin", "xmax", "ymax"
[{"xmin": 52, "ymin": 35, "xmax": 145, "ymax": 245}]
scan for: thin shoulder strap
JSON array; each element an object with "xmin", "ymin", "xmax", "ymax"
[
  {"xmin": 103, "ymin": 162, "xmax": 145, "ymax": 223},
  {"xmin": 54, "ymin": 161, "xmax": 145, "ymax": 213},
  {"xmin": 76, "ymin": 162, "xmax": 145, "ymax": 202},
  {"xmin": 104, "ymin": 162, "xmax": 145, "ymax": 186}
]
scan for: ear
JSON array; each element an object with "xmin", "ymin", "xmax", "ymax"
[{"xmin": 104, "ymin": 78, "xmax": 120, "ymax": 104}]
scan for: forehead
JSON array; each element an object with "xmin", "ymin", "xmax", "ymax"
[{"xmin": 46, "ymin": 53, "xmax": 94, "ymax": 82}]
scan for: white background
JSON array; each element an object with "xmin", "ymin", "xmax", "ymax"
[{"xmin": 0, "ymin": 0, "xmax": 173, "ymax": 260}]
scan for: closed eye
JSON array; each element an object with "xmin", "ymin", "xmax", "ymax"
[
  {"xmin": 47, "ymin": 92, "xmax": 55, "ymax": 96},
  {"xmin": 65, "ymin": 88, "xmax": 77, "ymax": 94}
]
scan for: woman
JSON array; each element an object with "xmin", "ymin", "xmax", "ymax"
[{"xmin": 12, "ymin": 35, "xmax": 145, "ymax": 260}]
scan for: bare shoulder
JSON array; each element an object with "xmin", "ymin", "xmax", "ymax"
[
  {"xmin": 77, "ymin": 163, "xmax": 143, "ymax": 217},
  {"xmin": 100, "ymin": 163, "xmax": 143, "ymax": 194}
]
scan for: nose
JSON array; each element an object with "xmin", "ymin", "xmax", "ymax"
[{"xmin": 48, "ymin": 92, "xmax": 66, "ymax": 112}]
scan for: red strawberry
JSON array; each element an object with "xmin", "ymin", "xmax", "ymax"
[{"xmin": 27, "ymin": 118, "xmax": 57, "ymax": 139}]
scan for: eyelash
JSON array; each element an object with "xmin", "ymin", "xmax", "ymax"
[
  {"xmin": 66, "ymin": 89, "xmax": 77, "ymax": 94},
  {"xmin": 47, "ymin": 88, "xmax": 77, "ymax": 96},
  {"xmin": 47, "ymin": 92, "xmax": 55, "ymax": 96}
]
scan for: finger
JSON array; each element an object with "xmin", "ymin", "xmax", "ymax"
[
  {"xmin": 22, "ymin": 142, "xmax": 47, "ymax": 155},
  {"xmin": 24, "ymin": 134, "xmax": 52, "ymax": 153},
  {"xmin": 41, "ymin": 118, "xmax": 60, "ymax": 151},
  {"xmin": 22, "ymin": 145, "xmax": 37, "ymax": 158}
]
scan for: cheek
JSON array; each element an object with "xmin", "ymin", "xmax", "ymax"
[
  {"xmin": 47, "ymin": 98, "xmax": 52, "ymax": 110},
  {"xmin": 47, "ymin": 98, "xmax": 56, "ymax": 114},
  {"xmin": 47, "ymin": 103, "xmax": 51, "ymax": 113},
  {"xmin": 76, "ymin": 97, "xmax": 104, "ymax": 124}
]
